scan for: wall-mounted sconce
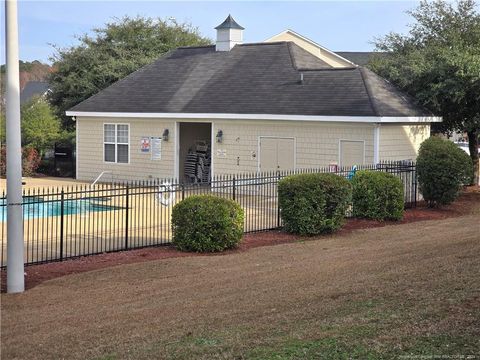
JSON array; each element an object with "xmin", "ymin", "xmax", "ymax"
[
  {"xmin": 216, "ymin": 130, "xmax": 223, "ymax": 143},
  {"xmin": 162, "ymin": 129, "xmax": 169, "ymax": 141}
]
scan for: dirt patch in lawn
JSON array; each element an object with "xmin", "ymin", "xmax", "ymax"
[{"xmin": 1, "ymin": 186, "xmax": 479, "ymax": 293}]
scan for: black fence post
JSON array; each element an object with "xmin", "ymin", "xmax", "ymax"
[
  {"xmin": 232, "ymin": 176, "xmax": 236, "ymax": 201},
  {"xmin": 277, "ymin": 171, "xmax": 281, "ymax": 228},
  {"xmin": 413, "ymin": 164, "xmax": 418, "ymax": 208},
  {"xmin": 72, "ymin": 145, "xmax": 76, "ymax": 178},
  {"xmin": 59, "ymin": 190, "xmax": 64, "ymax": 261},
  {"xmin": 125, "ymin": 185, "xmax": 129, "ymax": 250},
  {"xmin": 53, "ymin": 142, "xmax": 57, "ymax": 176},
  {"xmin": 181, "ymin": 183, "xmax": 185, "ymax": 201}
]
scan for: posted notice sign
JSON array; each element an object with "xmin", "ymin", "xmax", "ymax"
[
  {"xmin": 140, "ymin": 137, "xmax": 150, "ymax": 153},
  {"xmin": 151, "ymin": 137, "xmax": 162, "ymax": 160}
]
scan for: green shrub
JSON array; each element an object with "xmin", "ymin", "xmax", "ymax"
[
  {"xmin": 351, "ymin": 170, "xmax": 404, "ymax": 221},
  {"xmin": 278, "ymin": 173, "xmax": 352, "ymax": 235},
  {"xmin": 172, "ymin": 195, "xmax": 244, "ymax": 252},
  {"xmin": 417, "ymin": 137, "xmax": 474, "ymax": 207}
]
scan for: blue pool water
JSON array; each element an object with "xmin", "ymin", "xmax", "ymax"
[{"xmin": 0, "ymin": 197, "xmax": 120, "ymax": 221}]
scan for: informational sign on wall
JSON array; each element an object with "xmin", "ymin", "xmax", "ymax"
[
  {"xmin": 151, "ymin": 137, "xmax": 162, "ymax": 160},
  {"xmin": 140, "ymin": 137, "xmax": 151, "ymax": 153}
]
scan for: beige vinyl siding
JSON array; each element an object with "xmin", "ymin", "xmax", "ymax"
[
  {"xmin": 76, "ymin": 117, "xmax": 176, "ymax": 181},
  {"xmin": 77, "ymin": 117, "xmax": 423, "ymax": 181},
  {"xmin": 212, "ymin": 120, "xmax": 374, "ymax": 174},
  {"xmin": 379, "ymin": 124, "xmax": 430, "ymax": 161}
]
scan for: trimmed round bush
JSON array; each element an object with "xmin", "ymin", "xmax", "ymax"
[
  {"xmin": 172, "ymin": 195, "xmax": 244, "ymax": 252},
  {"xmin": 417, "ymin": 137, "xmax": 474, "ymax": 207},
  {"xmin": 351, "ymin": 170, "xmax": 404, "ymax": 221},
  {"xmin": 278, "ymin": 173, "xmax": 352, "ymax": 235}
]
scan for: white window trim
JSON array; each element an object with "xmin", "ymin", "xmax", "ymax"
[
  {"xmin": 338, "ymin": 139, "xmax": 366, "ymax": 167},
  {"xmin": 257, "ymin": 136, "xmax": 297, "ymax": 173},
  {"xmin": 103, "ymin": 123, "xmax": 130, "ymax": 164}
]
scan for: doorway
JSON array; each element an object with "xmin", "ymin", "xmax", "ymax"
[{"xmin": 179, "ymin": 122, "xmax": 212, "ymax": 183}]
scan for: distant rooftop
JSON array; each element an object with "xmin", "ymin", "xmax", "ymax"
[
  {"xmin": 334, "ymin": 52, "xmax": 385, "ymax": 66},
  {"xmin": 20, "ymin": 81, "xmax": 49, "ymax": 104}
]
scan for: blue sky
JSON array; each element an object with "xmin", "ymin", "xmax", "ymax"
[{"xmin": 1, "ymin": 1, "xmax": 420, "ymax": 64}]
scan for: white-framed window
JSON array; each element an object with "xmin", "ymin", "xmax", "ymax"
[{"xmin": 104, "ymin": 123, "xmax": 129, "ymax": 164}]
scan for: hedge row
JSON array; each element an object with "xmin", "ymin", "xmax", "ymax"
[
  {"xmin": 351, "ymin": 170, "xmax": 404, "ymax": 221},
  {"xmin": 171, "ymin": 137, "xmax": 474, "ymax": 251},
  {"xmin": 278, "ymin": 173, "xmax": 352, "ymax": 235},
  {"xmin": 172, "ymin": 195, "xmax": 244, "ymax": 252}
]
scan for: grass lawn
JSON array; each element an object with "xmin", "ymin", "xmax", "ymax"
[{"xmin": 2, "ymin": 205, "xmax": 479, "ymax": 359}]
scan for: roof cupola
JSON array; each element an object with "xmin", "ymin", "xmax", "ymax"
[{"xmin": 215, "ymin": 15, "xmax": 244, "ymax": 51}]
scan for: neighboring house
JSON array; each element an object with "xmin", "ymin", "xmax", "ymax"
[
  {"xmin": 20, "ymin": 81, "xmax": 50, "ymax": 105},
  {"xmin": 66, "ymin": 15, "xmax": 441, "ymax": 183}
]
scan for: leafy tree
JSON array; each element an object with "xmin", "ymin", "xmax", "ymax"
[
  {"xmin": 48, "ymin": 16, "xmax": 211, "ymax": 128},
  {"xmin": 20, "ymin": 96, "xmax": 61, "ymax": 156},
  {"xmin": 1, "ymin": 60, "xmax": 52, "ymax": 102},
  {"xmin": 370, "ymin": 0, "xmax": 480, "ymax": 184}
]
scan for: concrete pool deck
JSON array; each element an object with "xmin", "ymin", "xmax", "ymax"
[
  {"xmin": 0, "ymin": 180, "xmax": 280, "ymax": 266},
  {"xmin": 0, "ymin": 177, "xmax": 88, "ymax": 191}
]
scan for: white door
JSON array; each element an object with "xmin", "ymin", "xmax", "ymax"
[
  {"xmin": 340, "ymin": 140, "xmax": 365, "ymax": 167},
  {"xmin": 259, "ymin": 137, "xmax": 295, "ymax": 171}
]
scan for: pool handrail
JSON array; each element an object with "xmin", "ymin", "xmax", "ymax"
[{"xmin": 90, "ymin": 171, "xmax": 114, "ymax": 189}]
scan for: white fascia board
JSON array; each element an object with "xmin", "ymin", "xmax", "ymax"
[
  {"xmin": 380, "ymin": 116, "xmax": 442, "ymax": 123},
  {"xmin": 66, "ymin": 111, "xmax": 442, "ymax": 123}
]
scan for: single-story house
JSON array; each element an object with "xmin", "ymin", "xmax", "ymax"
[{"xmin": 66, "ymin": 15, "xmax": 441, "ymax": 183}]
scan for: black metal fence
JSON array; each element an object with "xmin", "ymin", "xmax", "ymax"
[{"xmin": 0, "ymin": 161, "xmax": 418, "ymax": 267}]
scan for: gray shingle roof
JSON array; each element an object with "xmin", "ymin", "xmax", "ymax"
[
  {"xmin": 20, "ymin": 81, "xmax": 49, "ymax": 104},
  {"xmin": 69, "ymin": 42, "xmax": 430, "ymax": 117}
]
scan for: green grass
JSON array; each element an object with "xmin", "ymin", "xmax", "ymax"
[
  {"xmin": 151, "ymin": 296, "xmax": 479, "ymax": 360},
  {"xmin": 402, "ymin": 335, "xmax": 480, "ymax": 356},
  {"xmin": 247, "ymin": 338, "xmax": 380, "ymax": 360},
  {"xmin": 94, "ymin": 355, "xmax": 117, "ymax": 360}
]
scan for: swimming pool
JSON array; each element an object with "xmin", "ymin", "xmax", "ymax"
[{"xmin": 0, "ymin": 196, "xmax": 121, "ymax": 221}]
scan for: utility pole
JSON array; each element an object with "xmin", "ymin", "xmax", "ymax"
[{"xmin": 5, "ymin": 0, "xmax": 25, "ymax": 293}]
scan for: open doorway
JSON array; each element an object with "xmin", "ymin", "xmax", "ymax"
[{"xmin": 179, "ymin": 122, "xmax": 212, "ymax": 184}]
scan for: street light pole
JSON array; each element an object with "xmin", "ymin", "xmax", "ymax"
[{"xmin": 5, "ymin": 0, "xmax": 25, "ymax": 293}]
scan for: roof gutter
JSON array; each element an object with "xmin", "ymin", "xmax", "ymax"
[{"xmin": 65, "ymin": 111, "xmax": 442, "ymax": 123}]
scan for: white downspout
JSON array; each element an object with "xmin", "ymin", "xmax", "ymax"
[{"xmin": 373, "ymin": 123, "xmax": 381, "ymax": 165}]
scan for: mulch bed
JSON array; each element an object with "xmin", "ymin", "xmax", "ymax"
[{"xmin": 2, "ymin": 186, "xmax": 478, "ymax": 293}]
